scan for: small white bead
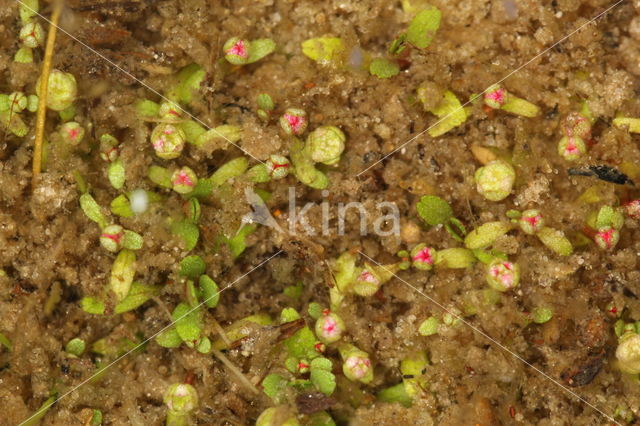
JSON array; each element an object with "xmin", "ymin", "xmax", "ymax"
[{"xmin": 130, "ymin": 189, "xmax": 149, "ymax": 214}]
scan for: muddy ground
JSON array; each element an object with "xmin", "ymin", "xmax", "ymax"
[{"xmin": 1, "ymin": 0, "xmax": 640, "ymax": 425}]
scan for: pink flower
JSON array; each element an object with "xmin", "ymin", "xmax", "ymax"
[
  {"xmin": 226, "ymin": 39, "xmax": 248, "ymax": 59},
  {"xmin": 412, "ymin": 246, "xmax": 434, "ymax": 265}
]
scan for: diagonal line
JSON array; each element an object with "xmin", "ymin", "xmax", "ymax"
[
  {"xmin": 358, "ymin": 251, "xmax": 620, "ymax": 425},
  {"xmin": 16, "ymin": 0, "xmax": 265, "ymax": 165},
  {"xmin": 17, "ymin": 250, "xmax": 283, "ymax": 426},
  {"xmin": 356, "ymin": 0, "xmax": 625, "ymax": 177}
]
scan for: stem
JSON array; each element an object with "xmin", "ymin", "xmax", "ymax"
[
  {"xmin": 211, "ymin": 348, "xmax": 259, "ymax": 394},
  {"xmin": 32, "ymin": 0, "xmax": 63, "ymax": 187}
]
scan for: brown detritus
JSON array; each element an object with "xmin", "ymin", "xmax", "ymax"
[
  {"xmin": 295, "ymin": 392, "xmax": 336, "ymax": 415},
  {"xmin": 276, "ymin": 318, "xmax": 306, "ymax": 342},
  {"xmin": 560, "ymin": 350, "xmax": 606, "ymax": 387}
]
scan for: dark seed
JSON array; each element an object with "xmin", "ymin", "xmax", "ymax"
[{"xmin": 568, "ymin": 165, "xmax": 634, "ymax": 186}]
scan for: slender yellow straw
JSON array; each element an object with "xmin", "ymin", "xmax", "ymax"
[{"xmin": 32, "ymin": 0, "xmax": 63, "ymax": 187}]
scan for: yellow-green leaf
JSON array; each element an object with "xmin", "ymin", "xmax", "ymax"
[
  {"xmin": 302, "ymin": 37, "xmax": 345, "ymax": 65},
  {"xmin": 427, "ymin": 90, "xmax": 467, "ymax": 137},
  {"xmin": 406, "ymin": 6, "xmax": 441, "ymax": 49}
]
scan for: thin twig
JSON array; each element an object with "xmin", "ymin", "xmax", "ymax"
[{"xmin": 32, "ymin": 0, "xmax": 63, "ymax": 187}]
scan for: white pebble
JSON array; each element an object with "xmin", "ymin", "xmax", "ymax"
[{"xmin": 130, "ymin": 189, "xmax": 149, "ymax": 214}]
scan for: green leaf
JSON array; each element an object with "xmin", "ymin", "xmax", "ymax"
[
  {"xmin": 122, "ymin": 230, "xmax": 143, "ymax": 250},
  {"xmin": 290, "ymin": 138, "xmax": 329, "ymax": 189},
  {"xmin": 134, "ymin": 99, "xmax": 160, "ymax": 117},
  {"xmin": 284, "ymin": 282, "xmax": 303, "ymax": 299},
  {"xmin": 536, "ymin": 227, "xmax": 573, "ymax": 256},
  {"xmin": 596, "ymin": 206, "xmax": 624, "ymax": 230},
  {"xmin": 464, "ymin": 221, "xmax": 512, "ymax": 250},
  {"xmin": 114, "ymin": 282, "xmax": 160, "ymax": 314},
  {"xmin": 434, "ymin": 248, "xmax": 476, "ymax": 268},
  {"xmin": 302, "ymin": 37, "xmax": 345, "ymax": 64},
  {"xmin": 501, "ymin": 96, "xmax": 540, "ymax": 118},
  {"xmin": 110, "ymin": 194, "xmax": 133, "ymax": 218},
  {"xmin": 199, "ymin": 275, "xmax": 220, "ymax": 308},
  {"xmin": 186, "ymin": 279, "xmax": 199, "ymax": 307},
  {"xmin": 107, "ymin": 159, "xmax": 126, "ymax": 190},
  {"xmin": 155, "ymin": 327, "xmax": 182, "ymax": 348},
  {"xmin": 308, "ymin": 302, "xmax": 323, "ymax": 319},
  {"xmin": 333, "ymin": 252, "xmax": 357, "ymax": 293},
  {"xmin": 257, "ymin": 93, "xmax": 274, "ymax": 111},
  {"xmin": 172, "ymin": 303, "xmax": 202, "ymax": 344},
  {"xmin": 389, "ymin": 34, "xmax": 407, "ymax": 55},
  {"xmin": 179, "ymin": 255, "xmax": 206, "ymax": 279},
  {"xmin": 187, "ymin": 178, "xmax": 213, "ymax": 200},
  {"xmin": 79, "ymin": 193, "xmax": 108, "ymax": 229},
  {"xmin": 19, "ymin": 0, "xmax": 39, "ymax": 23},
  {"xmin": 72, "ymin": 171, "xmax": 88, "ymax": 194},
  {"xmin": 532, "ymin": 307, "xmax": 553, "ymax": 324},
  {"xmin": 210, "ymin": 157, "xmax": 249, "ymax": 187},
  {"xmin": 89, "ymin": 410, "xmax": 102, "ymax": 426},
  {"xmin": 377, "ymin": 383, "xmax": 413, "ymax": 407},
  {"xmin": 406, "ymin": 6, "xmax": 441, "ymax": 49},
  {"xmin": 65, "ymin": 338, "xmax": 86, "ymax": 356},
  {"xmin": 416, "ymin": 195, "xmax": 453, "ymax": 226},
  {"xmin": 247, "ymin": 164, "xmax": 270, "ymax": 183},
  {"xmin": 109, "ymin": 249, "xmax": 136, "ymax": 301},
  {"xmin": 226, "ymin": 224, "xmax": 257, "ymax": 258},
  {"xmin": 247, "ymin": 39, "xmax": 277, "ymax": 64},
  {"xmin": 613, "ymin": 117, "xmax": 640, "ymax": 133},
  {"xmin": 281, "ymin": 308, "xmax": 301, "ymax": 323},
  {"xmin": 0, "ymin": 332, "xmax": 12, "ymax": 351},
  {"xmin": 23, "ymin": 394, "xmax": 57, "ymax": 426},
  {"xmin": 427, "ymin": 90, "xmax": 467, "ymax": 137},
  {"xmin": 369, "ymin": 58, "xmax": 400, "ymax": 79},
  {"xmin": 196, "ymin": 336, "xmax": 211, "ymax": 354},
  {"xmin": 309, "ymin": 412, "xmax": 336, "ymax": 426},
  {"xmin": 0, "ymin": 110, "xmax": 28, "ymax": 137},
  {"xmin": 418, "ymin": 316, "xmax": 439, "ymax": 336},
  {"xmin": 171, "ymin": 221, "xmax": 200, "ymax": 251},
  {"xmin": 310, "ymin": 368, "xmax": 336, "ymax": 395},
  {"xmin": 310, "ymin": 356, "xmax": 333, "ymax": 371},
  {"xmin": 194, "ymin": 125, "xmax": 243, "ymax": 148},
  {"xmin": 169, "ymin": 63, "xmax": 205, "ymax": 105},
  {"xmin": 262, "ymin": 373, "xmax": 287, "ymax": 403},
  {"xmin": 179, "ymin": 120, "xmax": 207, "ymax": 144},
  {"xmin": 285, "ymin": 357, "xmax": 298, "ymax": 373},
  {"xmin": 445, "ymin": 217, "xmax": 467, "ymax": 241},
  {"xmin": 284, "ymin": 326, "xmax": 318, "ymax": 360},
  {"xmin": 148, "ymin": 165, "xmax": 173, "ymax": 189},
  {"xmin": 80, "ymin": 297, "xmax": 105, "ymax": 315}
]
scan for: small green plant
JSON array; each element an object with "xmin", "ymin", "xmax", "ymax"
[
  {"xmin": 279, "ymin": 108, "xmax": 308, "ymax": 136},
  {"xmin": 256, "ymin": 93, "xmax": 275, "ymax": 120},
  {"xmin": 418, "ymin": 89, "xmax": 468, "ymax": 137},
  {"xmin": 163, "ymin": 383, "xmax": 198, "ymax": 426},
  {"xmin": 223, "ymin": 37, "xmax": 276, "ymax": 65},
  {"xmin": 416, "ymin": 195, "xmax": 467, "ymax": 241},
  {"xmin": 314, "ymin": 310, "xmax": 346, "ymax": 344},
  {"xmin": 65, "ymin": 337, "xmax": 86, "ymax": 357},
  {"xmin": 151, "ymin": 123, "xmax": 186, "ymax": 159},
  {"xmin": 339, "ymin": 343, "xmax": 373, "ymax": 384},
  {"xmin": 474, "ymin": 160, "xmax": 516, "ymax": 201},
  {"xmin": 485, "ymin": 259, "xmax": 519, "ymax": 292},
  {"xmin": 482, "ymin": 84, "xmax": 540, "ymax": 117},
  {"xmin": 37, "ymin": 69, "xmax": 77, "ymax": 111},
  {"xmin": 616, "ymin": 332, "xmax": 640, "ymax": 374}
]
